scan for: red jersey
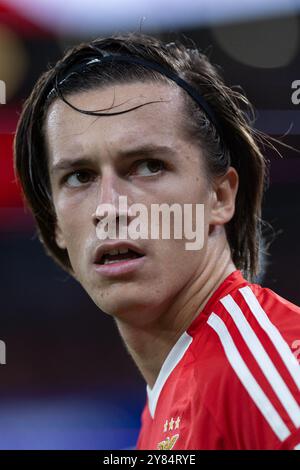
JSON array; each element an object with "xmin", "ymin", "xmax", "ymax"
[{"xmin": 136, "ymin": 270, "xmax": 300, "ymax": 450}]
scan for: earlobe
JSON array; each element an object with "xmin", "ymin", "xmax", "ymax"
[
  {"xmin": 55, "ymin": 224, "xmax": 67, "ymax": 250},
  {"xmin": 209, "ymin": 166, "xmax": 239, "ymax": 226}
]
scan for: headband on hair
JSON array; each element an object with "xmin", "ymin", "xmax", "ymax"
[{"xmin": 48, "ymin": 52, "xmax": 222, "ymax": 137}]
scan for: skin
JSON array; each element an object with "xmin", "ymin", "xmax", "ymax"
[{"xmin": 45, "ymin": 81, "xmax": 239, "ymax": 387}]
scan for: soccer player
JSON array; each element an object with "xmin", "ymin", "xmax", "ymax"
[{"xmin": 14, "ymin": 33, "xmax": 300, "ymax": 450}]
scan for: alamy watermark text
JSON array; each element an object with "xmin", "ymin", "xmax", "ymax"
[
  {"xmin": 0, "ymin": 80, "xmax": 6, "ymax": 105},
  {"xmin": 0, "ymin": 340, "xmax": 6, "ymax": 365}
]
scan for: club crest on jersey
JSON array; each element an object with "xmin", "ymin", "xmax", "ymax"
[
  {"xmin": 157, "ymin": 416, "xmax": 181, "ymax": 449},
  {"xmin": 157, "ymin": 433, "xmax": 179, "ymax": 450}
]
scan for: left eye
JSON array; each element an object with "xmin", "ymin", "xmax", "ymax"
[
  {"xmin": 134, "ymin": 159, "xmax": 165, "ymax": 176},
  {"xmin": 65, "ymin": 171, "xmax": 93, "ymax": 187}
]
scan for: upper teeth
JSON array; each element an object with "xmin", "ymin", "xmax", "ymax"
[{"xmin": 105, "ymin": 248, "xmax": 130, "ymax": 256}]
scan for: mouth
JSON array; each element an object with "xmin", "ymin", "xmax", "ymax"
[
  {"xmin": 93, "ymin": 244, "xmax": 146, "ymax": 277},
  {"xmin": 98, "ymin": 247, "xmax": 144, "ymax": 265}
]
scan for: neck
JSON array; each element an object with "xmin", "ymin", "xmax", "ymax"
[{"xmin": 115, "ymin": 230, "xmax": 236, "ymax": 389}]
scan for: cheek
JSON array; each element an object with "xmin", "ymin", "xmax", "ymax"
[
  {"xmin": 158, "ymin": 175, "xmax": 210, "ymax": 241},
  {"xmin": 162, "ymin": 170, "xmax": 209, "ymax": 204},
  {"xmin": 55, "ymin": 188, "xmax": 94, "ymax": 226},
  {"xmin": 150, "ymin": 180, "xmax": 210, "ymax": 278},
  {"xmin": 147, "ymin": 239, "xmax": 203, "ymax": 300},
  {"xmin": 54, "ymin": 193, "xmax": 95, "ymax": 259}
]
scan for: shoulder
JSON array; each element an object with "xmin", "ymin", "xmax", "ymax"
[
  {"xmin": 208, "ymin": 282, "xmax": 300, "ymax": 367},
  {"xmin": 201, "ymin": 280, "xmax": 300, "ymax": 449},
  {"xmin": 206, "ymin": 280, "xmax": 300, "ymax": 364}
]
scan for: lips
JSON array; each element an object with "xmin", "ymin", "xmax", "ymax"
[
  {"xmin": 93, "ymin": 242, "xmax": 145, "ymax": 266},
  {"xmin": 101, "ymin": 248, "xmax": 143, "ymax": 265}
]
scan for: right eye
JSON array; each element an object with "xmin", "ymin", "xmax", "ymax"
[{"xmin": 65, "ymin": 171, "xmax": 94, "ymax": 187}]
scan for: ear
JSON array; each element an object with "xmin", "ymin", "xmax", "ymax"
[
  {"xmin": 55, "ymin": 222, "xmax": 67, "ymax": 250},
  {"xmin": 209, "ymin": 166, "xmax": 239, "ymax": 226}
]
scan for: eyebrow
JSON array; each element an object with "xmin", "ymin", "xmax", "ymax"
[{"xmin": 50, "ymin": 144, "xmax": 177, "ymax": 175}]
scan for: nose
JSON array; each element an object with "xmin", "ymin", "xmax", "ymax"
[{"xmin": 92, "ymin": 171, "xmax": 130, "ymax": 228}]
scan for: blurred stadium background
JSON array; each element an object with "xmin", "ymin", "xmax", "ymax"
[{"xmin": 0, "ymin": 0, "xmax": 300, "ymax": 450}]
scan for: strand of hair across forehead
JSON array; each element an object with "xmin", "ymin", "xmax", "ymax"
[{"xmin": 48, "ymin": 50, "xmax": 223, "ymax": 140}]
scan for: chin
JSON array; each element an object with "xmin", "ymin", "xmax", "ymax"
[
  {"xmin": 96, "ymin": 293, "xmax": 155, "ymax": 322},
  {"xmin": 104, "ymin": 298, "xmax": 142, "ymax": 315}
]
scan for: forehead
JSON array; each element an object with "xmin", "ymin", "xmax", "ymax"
[{"xmin": 44, "ymin": 81, "xmax": 190, "ymax": 161}]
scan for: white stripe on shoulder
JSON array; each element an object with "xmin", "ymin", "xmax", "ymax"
[
  {"xmin": 207, "ymin": 313, "xmax": 290, "ymax": 442},
  {"xmin": 239, "ymin": 286, "xmax": 300, "ymax": 390},
  {"xmin": 220, "ymin": 294, "xmax": 300, "ymax": 428},
  {"xmin": 147, "ymin": 331, "xmax": 193, "ymax": 419},
  {"xmin": 294, "ymin": 443, "xmax": 300, "ymax": 450}
]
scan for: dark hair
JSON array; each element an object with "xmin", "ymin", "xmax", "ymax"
[{"xmin": 14, "ymin": 32, "xmax": 268, "ymax": 281}]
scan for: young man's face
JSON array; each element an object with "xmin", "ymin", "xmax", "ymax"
[{"xmin": 45, "ymin": 81, "xmax": 228, "ymax": 325}]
